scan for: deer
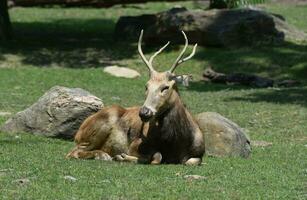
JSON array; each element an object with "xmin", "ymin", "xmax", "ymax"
[{"xmin": 66, "ymin": 30, "xmax": 205, "ymax": 165}]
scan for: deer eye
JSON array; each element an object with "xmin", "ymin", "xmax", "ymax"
[
  {"xmin": 145, "ymin": 86, "xmax": 148, "ymax": 91},
  {"xmin": 161, "ymin": 86, "xmax": 169, "ymax": 93}
]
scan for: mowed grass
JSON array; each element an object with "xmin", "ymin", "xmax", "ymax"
[{"xmin": 0, "ymin": 1, "xmax": 307, "ymax": 199}]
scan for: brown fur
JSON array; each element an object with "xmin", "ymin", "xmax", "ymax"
[{"xmin": 67, "ymin": 105, "xmax": 133, "ymax": 159}]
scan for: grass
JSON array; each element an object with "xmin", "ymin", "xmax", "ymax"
[{"xmin": 0, "ymin": 1, "xmax": 307, "ymax": 199}]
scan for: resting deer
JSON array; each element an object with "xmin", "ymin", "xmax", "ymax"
[{"xmin": 66, "ymin": 30, "xmax": 205, "ymax": 165}]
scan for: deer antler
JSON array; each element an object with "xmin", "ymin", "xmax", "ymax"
[
  {"xmin": 138, "ymin": 30, "xmax": 170, "ymax": 73},
  {"xmin": 169, "ymin": 31, "xmax": 197, "ymax": 73}
]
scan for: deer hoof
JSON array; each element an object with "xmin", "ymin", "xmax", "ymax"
[
  {"xmin": 114, "ymin": 154, "xmax": 125, "ymax": 162},
  {"xmin": 94, "ymin": 152, "xmax": 112, "ymax": 161},
  {"xmin": 151, "ymin": 152, "xmax": 162, "ymax": 165},
  {"xmin": 185, "ymin": 158, "xmax": 202, "ymax": 166},
  {"xmin": 121, "ymin": 153, "xmax": 128, "ymax": 158},
  {"xmin": 66, "ymin": 149, "xmax": 82, "ymax": 159}
]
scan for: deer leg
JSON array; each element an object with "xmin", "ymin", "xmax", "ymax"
[
  {"xmin": 114, "ymin": 153, "xmax": 139, "ymax": 163},
  {"xmin": 66, "ymin": 146, "xmax": 112, "ymax": 161},
  {"xmin": 184, "ymin": 158, "xmax": 202, "ymax": 166},
  {"xmin": 114, "ymin": 152, "xmax": 162, "ymax": 165}
]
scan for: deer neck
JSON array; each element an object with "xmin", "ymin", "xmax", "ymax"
[{"xmin": 151, "ymin": 90, "xmax": 195, "ymax": 141}]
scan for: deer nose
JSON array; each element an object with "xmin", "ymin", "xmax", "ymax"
[{"xmin": 139, "ymin": 106, "xmax": 153, "ymax": 122}]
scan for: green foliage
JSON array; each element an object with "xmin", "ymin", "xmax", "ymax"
[{"xmin": 210, "ymin": 0, "xmax": 269, "ymax": 9}]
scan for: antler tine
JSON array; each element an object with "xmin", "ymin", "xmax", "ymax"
[
  {"xmin": 138, "ymin": 30, "xmax": 155, "ymax": 72},
  {"xmin": 149, "ymin": 41, "xmax": 170, "ymax": 66},
  {"xmin": 176, "ymin": 43, "xmax": 197, "ymax": 65},
  {"xmin": 169, "ymin": 31, "xmax": 197, "ymax": 73}
]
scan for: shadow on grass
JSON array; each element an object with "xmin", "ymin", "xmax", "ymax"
[
  {"xmin": 193, "ymin": 41, "xmax": 307, "ymax": 81},
  {"xmin": 187, "ymin": 81, "xmax": 248, "ymax": 92},
  {"xmin": 187, "ymin": 81, "xmax": 307, "ymax": 107},
  {"xmin": 226, "ymin": 87, "xmax": 307, "ymax": 107},
  {"xmin": 0, "ymin": 18, "xmax": 138, "ymax": 68},
  {"xmin": 0, "ymin": 10, "xmax": 306, "ymax": 84}
]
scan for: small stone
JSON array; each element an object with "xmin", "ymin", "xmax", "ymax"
[
  {"xmin": 103, "ymin": 66, "xmax": 140, "ymax": 79},
  {"xmin": 64, "ymin": 175, "xmax": 77, "ymax": 182},
  {"xmin": 251, "ymin": 140, "xmax": 273, "ymax": 147},
  {"xmin": 183, "ymin": 175, "xmax": 207, "ymax": 181}
]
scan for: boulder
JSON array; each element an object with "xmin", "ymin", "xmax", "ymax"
[
  {"xmin": 103, "ymin": 65, "xmax": 140, "ymax": 78},
  {"xmin": 115, "ymin": 7, "xmax": 307, "ymax": 46},
  {"xmin": 196, "ymin": 112, "xmax": 251, "ymax": 158},
  {"xmin": 0, "ymin": 86, "xmax": 103, "ymax": 139}
]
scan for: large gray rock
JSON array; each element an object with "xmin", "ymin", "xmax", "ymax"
[
  {"xmin": 115, "ymin": 7, "xmax": 307, "ymax": 46},
  {"xmin": 196, "ymin": 112, "xmax": 251, "ymax": 158},
  {"xmin": 1, "ymin": 86, "xmax": 103, "ymax": 139}
]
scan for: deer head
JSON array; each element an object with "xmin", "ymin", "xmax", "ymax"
[{"xmin": 138, "ymin": 30, "xmax": 197, "ymax": 122}]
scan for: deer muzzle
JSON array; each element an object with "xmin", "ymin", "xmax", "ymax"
[{"xmin": 139, "ymin": 106, "xmax": 154, "ymax": 122}]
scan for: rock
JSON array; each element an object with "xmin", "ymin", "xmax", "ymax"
[
  {"xmin": 64, "ymin": 175, "xmax": 77, "ymax": 182},
  {"xmin": 0, "ymin": 86, "xmax": 103, "ymax": 139},
  {"xmin": 115, "ymin": 7, "xmax": 307, "ymax": 46},
  {"xmin": 103, "ymin": 65, "xmax": 140, "ymax": 79},
  {"xmin": 196, "ymin": 112, "xmax": 251, "ymax": 158}
]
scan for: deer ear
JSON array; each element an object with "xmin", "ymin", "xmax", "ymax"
[{"xmin": 171, "ymin": 74, "xmax": 192, "ymax": 87}]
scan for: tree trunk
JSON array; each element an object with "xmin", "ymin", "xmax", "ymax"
[
  {"xmin": 11, "ymin": 0, "xmax": 190, "ymax": 7},
  {"xmin": 0, "ymin": 0, "xmax": 12, "ymax": 40}
]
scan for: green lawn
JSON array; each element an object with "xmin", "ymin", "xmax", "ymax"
[{"xmin": 0, "ymin": 1, "xmax": 307, "ymax": 199}]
